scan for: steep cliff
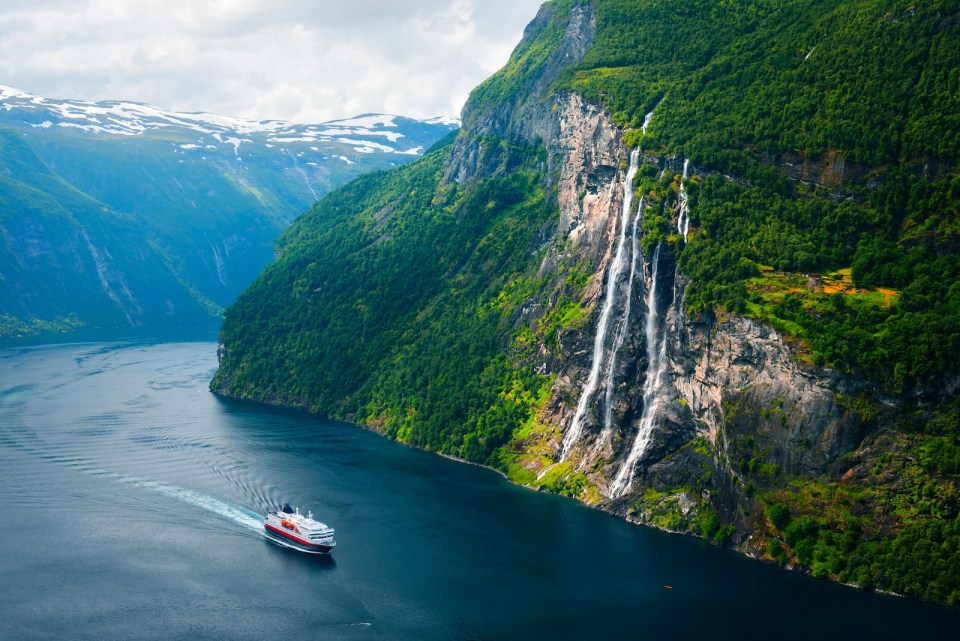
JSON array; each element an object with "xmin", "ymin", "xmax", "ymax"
[{"xmin": 213, "ymin": 0, "xmax": 960, "ymax": 604}]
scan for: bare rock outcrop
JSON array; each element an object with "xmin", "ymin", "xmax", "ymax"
[{"xmin": 674, "ymin": 315, "xmax": 865, "ymax": 477}]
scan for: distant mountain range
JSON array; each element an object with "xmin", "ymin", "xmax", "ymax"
[{"xmin": 0, "ymin": 85, "xmax": 458, "ymax": 336}]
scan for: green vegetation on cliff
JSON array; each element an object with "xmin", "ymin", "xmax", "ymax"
[
  {"xmin": 567, "ymin": 0, "xmax": 959, "ymax": 164},
  {"xmin": 0, "ymin": 128, "xmax": 222, "ymax": 334},
  {"xmin": 678, "ymin": 171, "xmax": 960, "ymax": 392},
  {"xmin": 213, "ymin": 136, "xmax": 553, "ymax": 466},
  {"xmin": 754, "ymin": 400, "xmax": 960, "ymax": 604},
  {"xmin": 559, "ymin": 0, "xmax": 960, "ymax": 392},
  {"xmin": 214, "ymin": 0, "xmax": 960, "ymax": 604}
]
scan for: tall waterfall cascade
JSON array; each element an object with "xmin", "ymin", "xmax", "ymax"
[
  {"xmin": 600, "ymin": 195, "xmax": 645, "ymax": 444},
  {"xmin": 609, "ymin": 242, "xmax": 675, "ymax": 498},
  {"xmin": 557, "ymin": 145, "xmax": 686, "ymax": 498},
  {"xmin": 560, "ymin": 148, "xmax": 642, "ymax": 461}
]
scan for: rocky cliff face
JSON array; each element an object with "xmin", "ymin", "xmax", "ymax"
[
  {"xmin": 440, "ymin": 4, "xmax": 869, "ymax": 550},
  {"xmin": 447, "ymin": 2, "xmax": 596, "ymax": 185},
  {"xmin": 675, "ymin": 315, "xmax": 866, "ymax": 477},
  {"xmin": 524, "ymin": 120, "xmax": 868, "ymax": 538},
  {"xmin": 209, "ymin": 0, "xmax": 959, "ymax": 602}
]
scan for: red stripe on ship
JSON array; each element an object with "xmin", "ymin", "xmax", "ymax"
[{"xmin": 265, "ymin": 522, "xmax": 321, "ymax": 548}]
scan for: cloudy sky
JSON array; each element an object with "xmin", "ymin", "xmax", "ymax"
[{"xmin": 0, "ymin": 0, "xmax": 545, "ymax": 123}]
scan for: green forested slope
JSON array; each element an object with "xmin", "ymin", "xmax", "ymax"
[
  {"xmin": 568, "ymin": 0, "xmax": 960, "ymax": 602},
  {"xmin": 0, "ymin": 129, "xmax": 217, "ymax": 331},
  {"xmin": 0, "ymin": 95, "xmax": 456, "ymax": 336},
  {"xmin": 214, "ymin": 0, "xmax": 960, "ymax": 603},
  {"xmin": 214, "ymin": 135, "xmax": 554, "ymax": 465},
  {"xmin": 555, "ymin": 0, "xmax": 960, "ymax": 392}
]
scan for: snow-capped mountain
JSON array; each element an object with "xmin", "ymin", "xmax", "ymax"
[
  {"xmin": 0, "ymin": 85, "xmax": 459, "ymax": 337},
  {"xmin": 0, "ymin": 84, "xmax": 458, "ymax": 164}
]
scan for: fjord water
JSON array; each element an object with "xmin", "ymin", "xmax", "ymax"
[{"xmin": 1, "ymin": 337, "xmax": 956, "ymax": 640}]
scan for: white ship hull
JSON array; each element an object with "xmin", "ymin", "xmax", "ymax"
[{"xmin": 263, "ymin": 505, "xmax": 336, "ymax": 554}]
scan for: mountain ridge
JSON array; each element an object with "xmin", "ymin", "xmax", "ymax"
[
  {"xmin": 0, "ymin": 84, "xmax": 457, "ymax": 151},
  {"xmin": 0, "ymin": 85, "xmax": 458, "ymax": 336},
  {"xmin": 213, "ymin": 0, "xmax": 959, "ymax": 604}
]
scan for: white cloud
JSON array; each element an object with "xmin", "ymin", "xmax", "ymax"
[{"xmin": 0, "ymin": 0, "xmax": 544, "ymax": 122}]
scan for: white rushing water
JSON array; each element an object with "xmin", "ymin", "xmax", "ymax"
[
  {"xmin": 560, "ymin": 148, "xmax": 641, "ymax": 461},
  {"xmin": 600, "ymin": 196, "xmax": 645, "ymax": 445},
  {"xmin": 609, "ymin": 243, "xmax": 672, "ymax": 498},
  {"xmin": 677, "ymin": 158, "xmax": 690, "ymax": 244},
  {"xmin": 641, "ymin": 99, "xmax": 663, "ymax": 135},
  {"xmin": 642, "ymin": 109, "xmax": 655, "ymax": 135}
]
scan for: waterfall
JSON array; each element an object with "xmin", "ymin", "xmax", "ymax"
[
  {"xmin": 642, "ymin": 100, "xmax": 662, "ymax": 135},
  {"xmin": 600, "ymin": 196, "xmax": 645, "ymax": 443},
  {"xmin": 677, "ymin": 159, "xmax": 690, "ymax": 244},
  {"xmin": 641, "ymin": 110, "xmax": 655, "ymax": 135},
  {"xmin": 560, "ymin": 148, "xmax": 641, "ymax": 461},
  {"xmin": 609, "ymin": 243, "xmax": 674, "ymax": 498}
]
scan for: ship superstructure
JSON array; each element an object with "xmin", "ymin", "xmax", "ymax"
[{"xmin": 263, "ymin": 503, "xmax": 336, "ymax": 554}]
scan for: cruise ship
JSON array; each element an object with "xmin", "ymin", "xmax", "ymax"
[{"xmin": 263, "ymin": 504, "xmax": 336, "ymax": 554}]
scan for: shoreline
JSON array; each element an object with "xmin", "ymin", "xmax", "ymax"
[{"xmin": 212, "ymin": 386, "xmax": 944, "ymax": 609}]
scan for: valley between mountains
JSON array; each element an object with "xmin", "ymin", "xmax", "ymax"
[
  {"xmin": 2, "ymin": 0, "xmax": 955, "ymax": 608},
  {"xmin": 0, "ymin": 85, "xmax": 457, "ymax": 335}
]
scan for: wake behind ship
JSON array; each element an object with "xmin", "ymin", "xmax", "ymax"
[{"xmin": 263, "ymin": 504, "xmax": 336, "ymax": 554}]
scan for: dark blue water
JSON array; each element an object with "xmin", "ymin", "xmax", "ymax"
[{"xmin": 1, "ymin": 336, "xmax": 956, "ymax": 640}]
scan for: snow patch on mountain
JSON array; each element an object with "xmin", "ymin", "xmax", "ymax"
[
  {"xmin": 326, "ymin": 114, "xmax": 398, "ymax": 129},
  {"xmin": 337, "ymin": 138, "xmax": 396, "ymax": 153},
  {"xmin": 315, "ymin": 127, "xmax": 405, "ymax": 142},
  {"xmin": 0, "ymin": 85, "xmax": 459, "ymax": 158},
  {"xmin": 425, "ymin": 115, "xmax": 461, "ymax": 127}
]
